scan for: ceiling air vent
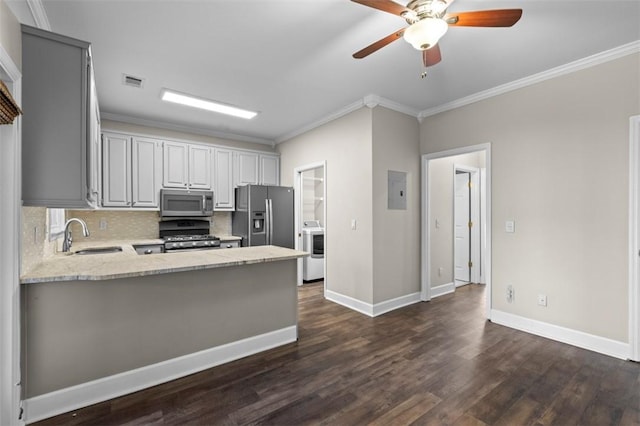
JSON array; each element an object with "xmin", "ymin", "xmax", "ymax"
[{"xmin": 122, "ymin": 74, "xmax": 145, "ymax": 89}]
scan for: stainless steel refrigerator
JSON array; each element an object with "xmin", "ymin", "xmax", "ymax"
[{"xmin": 232, "ymin": 185, "xmax": 294, "ymax": 248}]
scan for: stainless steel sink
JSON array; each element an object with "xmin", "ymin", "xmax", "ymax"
[{"xmin": 74, "ymin": 246, "xmax": 123, "ymax": 255}]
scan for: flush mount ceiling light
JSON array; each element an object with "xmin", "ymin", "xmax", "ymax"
[
  {"xmin": 160, "ymin": 89, "xmax": 258, "ymax": 119},
  {"xmin": 403, "ymin": 17, "xmax": 448, "ymax": 50}
]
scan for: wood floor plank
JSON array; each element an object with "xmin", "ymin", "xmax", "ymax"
[{"xmin": 32, "ymin": 283, "xmax": 640, "ymax": 426}]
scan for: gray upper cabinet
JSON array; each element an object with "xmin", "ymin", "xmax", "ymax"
[
  {"xmin": 163, "ymin": 141, "xmax": 212, "ymax": 190},
  {"xmin": 102, "ymin": 133, "xmax": 131, "ymax": 207},
  {"xmin": 102, "ymin": 132, "xmax": 162, "ymax": 208},
  {"xmin": 260, "ymin": 154, "xmax": 280, "ymax": 186},
  {"xmin": 21, "ymin": 25, "xmax": 100, "ymax": 208}
]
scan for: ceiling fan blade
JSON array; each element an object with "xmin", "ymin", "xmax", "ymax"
[
  {"xmin": 350, "ymin": 0, "xmax": 409, "ymax": 17},
  {"xmin": 445, "ymin": 9, "xmax": 523, "ymax": 27},
  {"xmin": 353, "ymin": 28, "xmax": 406, "ymax": 59},
  {"xmin": 423, "ymin": 45, "xmax": 442, "ymax": 67}
]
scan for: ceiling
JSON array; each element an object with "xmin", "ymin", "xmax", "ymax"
[{"xmin": 6, "ymin": 0, "xmax": 640, "ymax": 145}]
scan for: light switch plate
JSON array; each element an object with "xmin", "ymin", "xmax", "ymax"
[{"xmin": 505, "ymin": 220, "xmax": 515, "ymax": 233}]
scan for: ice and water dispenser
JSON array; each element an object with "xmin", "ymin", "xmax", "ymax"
[{"xmin": 252, "ymin": 212, "xmax": 265, "ymax": 233}]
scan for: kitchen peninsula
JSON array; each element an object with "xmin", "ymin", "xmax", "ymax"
[{"xmin": 20, "ymin": 244, "xmax": 307, "ymax": 423}]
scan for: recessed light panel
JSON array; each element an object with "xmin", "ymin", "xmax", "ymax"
[{"xmin": 161, "ymin": 89, "xmax": 258, "ymax": 119}]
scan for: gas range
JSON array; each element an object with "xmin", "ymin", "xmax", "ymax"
[
  {"xmin": 159, "ymin": 219, "xmax": 220, "ymax": 252},
  {"xmin": 163, "ymin": 234, "xmax": 221, "ymax": 251}
]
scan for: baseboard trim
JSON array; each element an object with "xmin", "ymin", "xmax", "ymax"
[
  {"xmin": 24, "ymin": 326, "xmax": 298, "ymax": 424},
  {"xmin": 430, "ymin": 282, "xmax": 455, "ymax": 299},
  {"xmin": 325, "ymin": 290, "xmax": 421, "ymax": 317},
  {"xmin": 373, "ymin": 292, "xmax": 421, "ymax": 316},
  {"xmin": 490, "ymin": 310, "xmax": 629, "ymax": 360},
  {"xmin": 326, "ymin": 289, "xmax": 374, "ymax": 316}
]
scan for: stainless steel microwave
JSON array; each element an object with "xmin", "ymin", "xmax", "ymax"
[{"xmin": 160, "ymin": 189, "xmax": 214, "ymax": 217}]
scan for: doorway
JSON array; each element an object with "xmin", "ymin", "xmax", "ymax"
[
  {"xmin": 629, "ymin": 115, "xmax": 640, "ymax": 361},
  {"xmin": 421, "ymin": 144, "xmax": 491, "ymax": 318},
  {"xmin": 294, "ymin": 162, "xmax": 327, "ymax": 291},
  {"xmin": 0, "ymin": 52, "xmax": 23, "ymax": 424},
  {"xmin": 454, "ymin": 165, "xmax": 481, "ymax": 286}
]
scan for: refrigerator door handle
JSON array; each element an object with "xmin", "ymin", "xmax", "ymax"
[
  {"xmin": 265, "ymin": 199, "xmax": 268, "ymax": 245},
  {"xmin": 269, "ymin": 199, "xmax": 274, "ymax": 245}
]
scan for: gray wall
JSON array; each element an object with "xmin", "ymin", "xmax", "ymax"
[
  {"xmin": 420, "ymin": 53, "xmax": 640, "ymax": 342},
  {"xmin": 22, "ymin": 260, "xmax": 297, "ymax": 397}
]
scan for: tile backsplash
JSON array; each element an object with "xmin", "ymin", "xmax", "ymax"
[
  {"xmin": 21, "ymin": 208, "xmax": 233, "ymax": 274},
  {"xmin": 67, "ymin": 210, "xmax": 233, "ymax": 241}
]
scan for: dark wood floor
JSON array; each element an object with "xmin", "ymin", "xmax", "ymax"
[{"xmin": 35, "ymin": 282, "xmax": 639, "ymax": 425}]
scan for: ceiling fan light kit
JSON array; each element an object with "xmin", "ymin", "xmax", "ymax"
[
  {"xmin": 403, "ymin": 18, "xmax": 448, "ymax": 50},
  {"xmin": 351, "ymin": 0, "xmax": 522, "ymax": 70}
]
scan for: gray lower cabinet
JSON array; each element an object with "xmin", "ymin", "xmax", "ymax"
[
  {"xmin": 21, "ymin": 25, "xmax": 100, "ymax": 208},
  {"xmin": 219, "ymin": 240, "xmax": 240, "ymax": 249}
]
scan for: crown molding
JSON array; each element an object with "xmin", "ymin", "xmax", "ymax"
[
  {"xmin": 275, "ymin": 94, "xmax": 420, "ymax": 144},
  {"xmin": 418, "ymin": 40, "xmax": 640, "ymax": 120},
  {"xmin": 26, "ymin": 0, "xmax": 50, "ymax": 31},
  {"xmin": 101, "ymin": 112, "xmax": 275, "ymax": 147}
]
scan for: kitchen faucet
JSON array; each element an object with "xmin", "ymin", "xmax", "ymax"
[{"xmin": 62, "ymin": 218, "xmax": 90, "ymax": 252}]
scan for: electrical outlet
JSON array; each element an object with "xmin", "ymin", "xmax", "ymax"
[
  {"xmin": 438, "ymin": 267, "xmax": 443, "ymax": 277},
  {"xmin": 99, "ymin": 218, "xmax": 108, "ymax": 230},
  {"xmin": 537, "ymin": 294, "xmax": 547, "ymax": 307},
  {"xmin": 351, "ymin": 219, "xmax": 357, "ymax": 230},
  {"xmin": 506, "ymin": 285, "xmax": 514, "ymax": 303}
]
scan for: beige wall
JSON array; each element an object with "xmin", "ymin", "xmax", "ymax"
[
  {"xmin": 278, "ymin": 106, "xmax": 421, "ymax": 306},
  {"xmin": 0, "ymin": 0, "xmax": 21, "ymax": 70},
  {"xmin": 372, "ymin": 107, "xmax": 421, "ymax": 303},
  {"xmin": 278, "ymin": 107, "xmax": 374, "ymax": 303},
  {"xmin": 429, "ymin": 152, "xmax": 485, "ymax": 287},
  {"xmin": 420, "ymin": 53, "xmax": 640, "ymax": 342},
  {"xmin": 102, "ymin": 119, "xmax": 276, "ymax": 153}
]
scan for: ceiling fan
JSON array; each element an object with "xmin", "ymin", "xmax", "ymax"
[{"xmin": 351, "ymin": 0, "xmax": 522, "ymax": 70}]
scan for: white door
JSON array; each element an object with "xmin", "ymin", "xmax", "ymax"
[{"xmin": 454, "ymin": 171, "xmax": 471, "ymax": 283}]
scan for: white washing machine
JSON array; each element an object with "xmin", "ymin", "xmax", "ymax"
[{"xmin": 302, "ymin": 220, "xmax": 324, "ymax": 281}]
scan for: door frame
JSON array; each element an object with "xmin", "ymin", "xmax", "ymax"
[
  {"xmin": 629, "ymin": 115, "xmax": 640, "ymax": 361},
  {"xmin": 0, "ymin": 46, "xmax": 23, "ymax": 425},
  {"xmin": 293, "ymin": 161, "xmax": 327, "ymax": 291},
  {"xmin": 421, "ymin": 143, "xmax": 492, "ymax": 319},
  {"xmin": 453, "ymin": 165, "xmax": 481, "ymax": 285}
]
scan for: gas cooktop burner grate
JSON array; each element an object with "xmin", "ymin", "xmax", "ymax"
[{"xmin": 163, "ymin": 234, "xmax": 219, "ymax": 242}]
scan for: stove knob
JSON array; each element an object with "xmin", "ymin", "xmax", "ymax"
[
  {"xmin": 192, "ymin": 242, "xmax": 197, "ymax": 246},
  {"xmin": 179, "ymin": 242, "xmax": 184, "ymax": 247}
]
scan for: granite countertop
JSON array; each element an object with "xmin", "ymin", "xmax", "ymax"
[{"xmin": 21, "ymin": 240, "xmax": 307, "ymax": 284}]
